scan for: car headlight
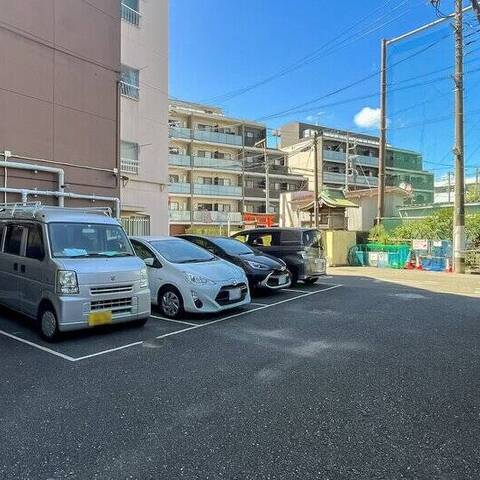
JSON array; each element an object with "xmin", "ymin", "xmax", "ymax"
[
  {"xmin": 184, "ymin": 272, "xmax": 215, "ymax": 285},
  {"xmin": 56, "ymin": 270, "xmax": 79, "ymax": 295},
  {"xmin": 140, "ymin": 267, "xmax": 149, "ymax": 289},
  {"xmin": 245, "ymin": 260, "xmax": 270, "ymax": 270}
]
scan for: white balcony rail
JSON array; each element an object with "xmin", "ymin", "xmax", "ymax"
[
  {"xmin": 120, "ymin": 81, "xmax": 139, "ymax": 100},
  {"xmin": 121, "ymin": 3, "xmax": 141, "ymax": 26},
  {"xmin": 121, "ymin": 216, "xmax": 150, "ymax": 236},
  {"xmin": 193, "ymin": 211, "xmax": 243, "ymax": 223},
  {"xmin": 120, "ymin": 157, "xmax": 139, "ymax": 175},
  {"xmin": 169, "ymin": 210, "xmax": 191, "ymax": 222}
]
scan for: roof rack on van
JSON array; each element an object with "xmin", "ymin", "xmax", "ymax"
[{"xmin": 0, "ymin": 203, "xmax": 113, "ymax": 219}]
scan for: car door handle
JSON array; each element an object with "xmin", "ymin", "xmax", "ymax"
[
  {"xmin": 20, "ymin": 265, "xmax": 26, "ymax": 273},
  {"xmin": 13, "ymin": 263, "xmax": 18, "ymax": 271}
]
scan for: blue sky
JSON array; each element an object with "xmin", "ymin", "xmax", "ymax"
[{"xmin": 169, "ymin": 0, "xmax": 480, "ymax": 178}]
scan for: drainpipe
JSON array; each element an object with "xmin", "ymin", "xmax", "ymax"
[
  {"xmin": 0, "ymin": 187, "xmax": 120, "ymax": 218},
  {"xmin": 0, "ymin": 154, "xmax": 65, "ymax": 207}
]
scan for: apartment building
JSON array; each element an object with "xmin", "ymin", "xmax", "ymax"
[
  {"xmin": 0, "ymin": 0, "xmax": 121, "ymax": 209},
  {"xmin": 281, "ymin": 123, "xmax": 434, "ymax": 206},
  {"xmin": 120, "ymin": 0, "xmax": 169, "ymax": 235},
  {"xmin": 168, "ymin": 100, "xmax": 306, "ymax": 234},
  {"xmin": 434, "ymin": 172, "xmax": 480, "ymax": 203}
]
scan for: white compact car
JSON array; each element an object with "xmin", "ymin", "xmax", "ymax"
[{"xmin": 130, "ymin": 236, "xmax": 251, "ymax": 318}]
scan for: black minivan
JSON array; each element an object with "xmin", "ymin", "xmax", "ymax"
[{"xmin": 231, "ymin": 228, "xmax": 326, "ymax": 285}]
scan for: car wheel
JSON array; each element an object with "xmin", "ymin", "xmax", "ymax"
[
  {"xmin": 39, "ymin": 308, "xmax": 59, "ymax": 342},
  {"xmin": 159, "ymin": 287, "xmax": 184, "ymax": 319},
  {"xmin": 289, "ymin": 269, "xmax": 299, "ymax": 286},
  {"xmin": 304, "ymin": 277, "xmax": 318, "ymax": 285}
]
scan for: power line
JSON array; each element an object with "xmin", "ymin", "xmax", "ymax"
[
  {"xmin": 256, "ymin": 32, "xmax": 451, "ymax": 122},
  {"xmin": 202, "ymin": 0, "xmax": 421, "ymax": 104}
]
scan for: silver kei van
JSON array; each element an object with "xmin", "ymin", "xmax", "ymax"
[{"xmin": 0, "ymin": 204, "xmax": 151, "ymax": 341}]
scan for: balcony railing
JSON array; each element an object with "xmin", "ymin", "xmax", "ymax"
[
  {"xmin": 193, "ymin": 130, "xmax": 243, "ymax": 146},
  {"xmin": 323, "ymin": 150, "xmax": 379, "ymax": 168},
  {"xmin": 121, "ymin": 216, "xmax": 150, "ymax": 236},
  {"xmin": 169, "ymin": 126, "xmax": 192, "ymax": 139},
  {"xmin": 121, "ymin": 3, "xmax": 141, "ymax": 26},
  {"xmin": 193, "ymin": 156, "xmax": 242, "ymax": 171},
  {"xmin": 120, "ymin": 157, "xmax": 139, "ymax": 175},
  {"xmin": 194, "ymin": 184, "xmax": 242, "ymax": 197},
  {"xmin": 169, "ymin": 183, "xmax": 191, "ymax": 194},
  {"xmin": 169, "ymin": 210, "xmax": 191, "ymax": 222},
  {"xmin": 168, "ymin": 154, "xmax": 191, "ymax": 167},
  {"xmin": 193, "ymin": 211, "xmax": 243, "ymax": 223},
  {"xmin": 324, "ymin": 171, "xmax": 379, "ymax": 187},
  {"xmin": 120, "ymin": 81, "xmax": 139, "ymax": 100}
]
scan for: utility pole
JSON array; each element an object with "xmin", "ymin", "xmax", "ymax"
[
  {"xmin": 313, "ymin": 132, "xmax": 319, "ymax": 229},
  {"xmin": 264, "ymin": 140, "xmax": 269, "ymax": 215},
  {"xmin": 454, "ymin": 0, "xmax": 466, "ymax": 273},
  {"xmin": 345, "ymin": 133, "xmax": 350, "ymax": 191},
  {"xmin": 376, "ymin": 38, "xmax": 387, "ymax": 224}
]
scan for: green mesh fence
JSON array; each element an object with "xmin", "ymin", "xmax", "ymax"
[{"xmin": 348, "ymin": 244, "xmax": 411, "ymax": 269}]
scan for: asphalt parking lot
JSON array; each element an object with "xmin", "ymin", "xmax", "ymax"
[
  {"xmin": 0, "ymin": 281, "xmax": 340, "ymax": 362},
  {"xmin": 2, "ymin": 272, "xmax": 480, "ymax": 480}
]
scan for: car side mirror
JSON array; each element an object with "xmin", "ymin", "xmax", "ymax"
[{"xmin": 144, "ymin": 257, "xmax": 161, "ymax": 268}]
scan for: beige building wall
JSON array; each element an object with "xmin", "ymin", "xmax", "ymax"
[
  {"xmin": 0, "ymin": 0, "xmax": 120, "ymax": 208},
  {"xmin": 121, "ymin": 0, "xmax": 169, "ymax": 235}
]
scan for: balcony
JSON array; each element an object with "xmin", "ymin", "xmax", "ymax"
[
  {"xmin": 169, "ymin": 126, "xmax": 192, "ymax": 139},
  {"xmin": 194, "ymin": 184, "xmax": 242, "ymax": 197},
  {"xmin": 193, "ymin": 130, "xmax": 243, "ymax": 146},
  {"xmin": 193, "ymin": 156, "xmax": 242, "ymax": 171},
  {"xmin": 244, "ymin": 187, "xmax": 281, "ymax": 199},
  {"xmin": 121, "ymin": 3, "xmax": 141, "ymax": 26},
  {"xmin": 193, "ymin": 211, "xmax": 243, "ymax": 224},
  {"xmin": 120, "ymin": 157, "xmax": 139, "ymax": 175},
  {"xmin": 169, "ymin": 154, "xmax": 191, "ymax": 167},
  {"xmin": 169, "ymin": 183, "xmax": 191, "ymax": 194},
  {"xmin": 120, "ymin": 81, "xmax": 139, "ymax": 100},
  {"xmin": 169, "ymin": 210, "xmax": 191, "ymax": 222},
  {"xmin": 355, "ymin": 154, "xmax": 379, "ymax": 167},
  {"xmin": 324, "ymin": 171, "xmax": 379, "ymax": 187},
  {"xmin": 323, "ymin": 150, "xmax": 379, "ymax": 168}
]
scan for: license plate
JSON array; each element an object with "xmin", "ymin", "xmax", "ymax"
[
  {"xmin": 229, "ymin": 288, "xmax": 242, "ymax": 301},
  {"xmin": 279, "ymin": 274, "xmax": 289, "ymax": 284},
  {"xmin": 88, "ymin": 311, "xmax": 113, "ymax": 326}
]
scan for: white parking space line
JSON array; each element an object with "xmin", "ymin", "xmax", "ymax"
[
  {"xmin": 250, "ymin": 302, "xmax": 270, "ymax": 306},
  {"xmin": 149, "ymin": 314, "xmax": 198, "ymax": 326},
  {"xmin": 0, "ymin": 284, "xmax": 343, "ymax": 363},
  {"xmin": 151, "ymin": 284, "xmax": 343, "ymax": 342},
  {"xmin": 0, "ymin": 329, "xmax": 77, "ymax": 362},
  {"xmin": 282, "ymin": 288, "xmax": 313, "ymax": 294}
]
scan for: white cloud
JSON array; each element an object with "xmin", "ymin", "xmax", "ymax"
[{"xmin": 354, "ymin": 107, "xmax": 381, "ymax": 129}]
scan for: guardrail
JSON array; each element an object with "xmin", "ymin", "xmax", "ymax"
[{"xmin": 121, "ymin": 3, "xmax": 141, "ymax": 26}]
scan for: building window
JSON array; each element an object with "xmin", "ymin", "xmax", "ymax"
[
  {"xmin": 120, "ymin": 65, "xmax": 139, "ymax": 99},
  {"xmin": 197, "ymin": 150, "xmax": 212, "ymax": 158},
  {"xmin": 170, "ymin": 202, "xmax": 179, "ymax": 211},
  {"xmin": 121, "ymin": 0, "xmax": 140, "ymax": 26},
  {"xmin": 120, "ymin": 141, "xmax": 139, "ymax": 174},
  {"xmin": 245, "ymin": 180, "xmax": 254, "ymax": 189}
]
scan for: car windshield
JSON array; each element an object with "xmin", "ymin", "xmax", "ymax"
[
  {"xmin": 49, "ymin": 223, "xmax": 134, "ymax": 258},
  {"xmin": 212, "ymin": 237, "xmax": 254, "ymax": 256},
  {"xmin": 303, "ymin": 230, "xmax": 323, "ymax": 249},
  {"xmin": 150, "ymin": 239, "xmax": 215, "ymax": 264}
]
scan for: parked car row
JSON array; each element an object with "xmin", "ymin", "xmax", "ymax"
[{"xmin": 0, "ymin": 204, "xmax": 326, "ymax": 341}]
